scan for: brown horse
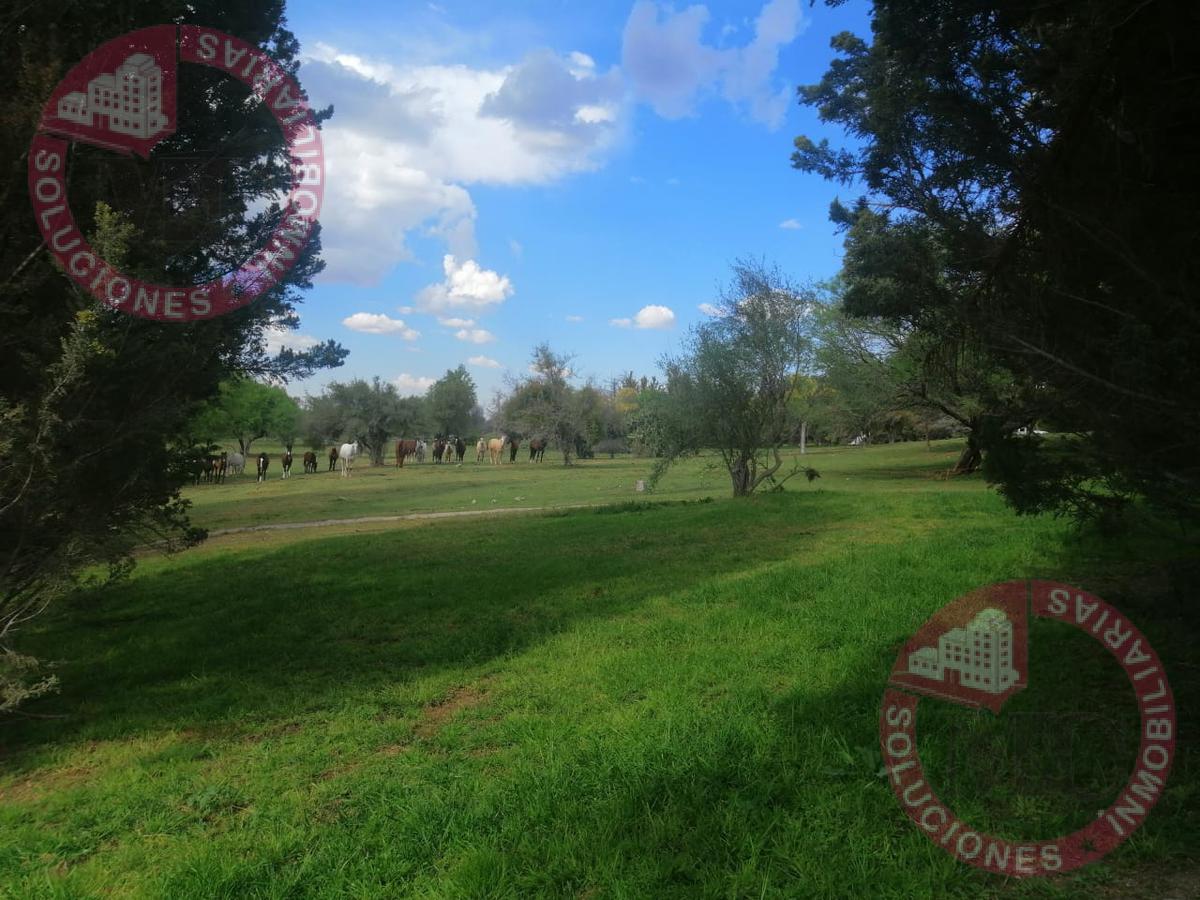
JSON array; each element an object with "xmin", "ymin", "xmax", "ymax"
[
  {"xmin": 529, "ymin": 438, "xmax": 547, "ymax": 462},
  {"xmin": 303, "ymin": 451, "xmax": 318, "ymax": 474},
  {"xmin": 395, "ymin": 438, "xmax": 418, "ymax": 467},
  {"xmin": 328, "ymin": 446, "xmax": 339, "ymax": 472},
  {"xmin": 508, "ymin": 436, "xmax": 521, "ymax": 463}
]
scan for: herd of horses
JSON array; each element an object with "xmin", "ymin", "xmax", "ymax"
[{"xmin": 193, "ymin": 436, "xmax": 549, "ymax": 486}]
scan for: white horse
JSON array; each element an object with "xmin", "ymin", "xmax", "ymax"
[
  {"xmin": 339, "ymin": 441, "xmax": 359, "ymax": 477},
  {"xmin": 415, "ymin": 439, "xmax": 427, "ymax": 463},
  {"xmin": 476, "ymin": 438, "xmax": 486, "ymax": 462}
]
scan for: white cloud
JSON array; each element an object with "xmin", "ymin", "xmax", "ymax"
[
  {"xmin": 455, "ymin": 328, "xmax": 497, "ymax": 344},
  {"xmin": 263, "ymin": 326, "xmax": 320, "ymax": 354},
  {"xmin": 342, "ymin": 312, "xmax": 421, "ymax": 340},
  {"xmin": 609, "ymin": 306, "xmax": 676, "ymax": 329},
  {"xmin": 779, "ymin": 218, "xmax": 803, "ymax": 230},
  {"xmin": 566, "ymin": 314, "xmax": 584, "ymax": 322},
  {"xmin": 635, "ymin": 304, "xmax": 676, "ymax": 329},
  {"xmin": 417, "ymin": 254, "xmax": 514, "ymax": 313},
  {"xmin": 621, "ymin": 0, "xmax": 805, "ymax": 128},
  {"xmin": 300, "ymin": 45, "xmax": 628, "ymax": 285},
  {"xmin": 698, "ymin": 302, "xmax": 723, "ymax": 316},
  {"xmin": 397, "ymin": 305, "xmax": 416, "ymax": 314},
  {"xmin": 438, "ymin": 316, "xmax": 476, "ymax": 327},
  {"xmin": 392, "ymin": 373, "xmax": 437, "ymax": 395},
  {"xmin": 467, "ymin": 355, "xmax": 502, "ymax": 368}
]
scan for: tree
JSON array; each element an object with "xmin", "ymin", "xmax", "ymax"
[
  {"xmin": 0, "ymin": 2, "xmax": 345, "ymax": 708},
  {"xmin": 651, "ymin": 260, "xmax": 820, "ymax": 496},
  {"xmin": 324, "ymin": 377, "xmax": 420, "ymax": 466},
  {"xmin": 191, "ymin": 378, "xmax": 300, "ymax": 455},
  {"xmin": 794, "ymin": 0, "xmax": 1200, "ymax": 523},
  {"xmin": 501, "ymin": 344, "xmax": 585, "ymax": 465},
  {"xmin": 425, "ymin": 365, "xmax": 480, "ymax": 437}
]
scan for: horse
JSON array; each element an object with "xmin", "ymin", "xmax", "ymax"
[
  {"xmin": 228, "ymin": 452, "xmax": 245, "ymax": 476},
  {"xmin": 442, "ymin": 440, "xmax": 456, "ymax": 463},
  {"xmin": 415, "ymin": 439, "xmax": 427, "ymax": 463},
  {"xmin": 281, "ymin": 450, "xmax": 293, "ymax": 479},
  {"xmin": 529, "ymin": 438, "xmax": 547, "ymax": 462},
  {"xmin": 339, "ymin": 441, "xmax": 359, "ymax": 477},
  {"xmin": 328, "ymin": 446, "xmax": 339, "ymax": 472},
  {"xmin": 211, "ymin": 451, "xmax": 228, "ymax": 483},
  {"xmin": 487, "ymin": 436, "xmax": 507, "ymax": 465},
  {"xmin": 455, "ymin": 437, "xmax": 466, "ymax": 462},
  {"xmin": 432, "ymin": 438, "xmax": 446, "ymax": 464},
  {"xmin": 303, "ymin": 451, "xmax": 318, "ymax": 474},
  {"xmin": 256, "ymin": 452, "xmax": 270, "ymax": 483},
  {"xmin": 395, "ymin": 439, "xmax": 418, "ymax": 467},
  {"xmin": 508, "ymin": 436, "xmax": 521, "ymax": 463},
  {"xmin": 476, "ymin": 438, "xmax": 486, "ymax": 462}
]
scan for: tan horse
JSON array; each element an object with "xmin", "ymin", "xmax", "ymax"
[
  {"xmin": 476, "ymin": 438, "xmax": 486, "ymax": 462},
  {"xmin": 487, "ymin": 436, "xmax": 507, "ymax": 465}
]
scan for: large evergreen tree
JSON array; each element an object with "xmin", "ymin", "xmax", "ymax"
[
  {"xmin": 793, "ymin": 0, "xmax": 1200, "ymax": 524},
  {"xmin": 1, "ymin": 1, "xmax": 346, "ymax": 704}
]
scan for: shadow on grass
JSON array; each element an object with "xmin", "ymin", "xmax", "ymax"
[{"xmin": 3, "ymin": 493, "xmax": 854, "ymax": 763}]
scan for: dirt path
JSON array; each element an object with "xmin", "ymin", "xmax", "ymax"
[{"xmin": 207, "ymin": 503, "xmax": 597, "ymax": 537}]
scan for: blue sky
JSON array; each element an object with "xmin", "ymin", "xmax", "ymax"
[{"xmin": 274, "ymin": 0, "xmax": 870, "ymax": 407}]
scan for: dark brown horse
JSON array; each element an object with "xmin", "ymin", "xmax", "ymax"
[
  {"xmin": 303, "ymin": 451, "xmax": 318, "ymax": 474},
  {"xmin": 328, "ymin": 446, "xmax": 339, "ymax": 472},
  {"xmin": 529, "ymin": 438, "xmax": 547, "ymax": 462},
  {"xmin": 395, "ymin": 438, "xmax": 418, "ymax": 467},
  {"xmin": 508, "ymin": 437, "xmax": 521, "ymax": 463}
]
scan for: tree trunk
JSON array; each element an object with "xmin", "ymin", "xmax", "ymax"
[
  {"xmin": 953, "ymin": 432, "xmax": 982, "ymax": 474},
  {"xmin": 799, "ymin": 420, "xmax": 807, "ymax": 455},
  {"xmin": 730, "ymin": 456, "xmax": 752, "ymax": 496}
]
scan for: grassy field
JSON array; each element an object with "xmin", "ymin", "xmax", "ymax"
[{"xmin": 1, "ymin": 442, "xmax": 1196, "ymax": 898}]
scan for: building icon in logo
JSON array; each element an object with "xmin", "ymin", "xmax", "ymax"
[
  {"xmin": 56, "ymin": 53, "xmax": 169, "ymax": 139},
  {"xmin": 906, "ymin": 607, "xmax": 1020, "ymax": 694}
]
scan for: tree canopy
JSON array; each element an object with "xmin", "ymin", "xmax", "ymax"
[{"xmin": 794, "ymin": 0, "xmax": 1200, "ymax": 524}]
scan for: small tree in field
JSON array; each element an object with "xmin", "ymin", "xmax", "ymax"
[
  {"xmin": 501, "ymin": 344, "xmax": 584, "ymax": 465},
  {"xmin": 652, "ymin": 260, "xmax": 820, "ymax": 496}
]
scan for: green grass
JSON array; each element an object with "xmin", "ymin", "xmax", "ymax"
[
  {"xmin": 181, "ymin": 441, "xmax": 980, "ymax": 533},
  {"xmin": 1, "ymin": 442, "xmax": 1196, "ymax": 898}
]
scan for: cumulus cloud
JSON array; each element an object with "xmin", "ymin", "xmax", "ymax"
[
  {"xmin": 342, "ymin": 312, "xmax": 421, "ymax": 339},
  {"xmin": 779, "ymin": 218, "xmax": 803, "ymax": 229},
  {"xmin": 621, "ymin": 0, "xmax": 805, "ymax": 128},
  {"xmin": 612, "ymin": 306, "xmax": 676, "ymax": 329},
  {"xmin": 698, "ymin": 302, "xmax": 723, "ymax": 316},
  {"xmin": 455, "ymin": 328, "xmax": 497, "ymax": 344},
  {"xmin": 300, "ymin": 45, "xmax": 627, "ymax": 285},
  {"xmin": 467, "ymin": 355, "xmax": 502, "ymax": 368},
  {"xmin": 417, "ymin": 254, "xmax": 514, "ymax": 314},
  {"xmin": 635, "ymin": 304, "xmax": 676, "ymax": 329},
  {"xmin": 393, "ymin": 373, "xmax": 437, "ymax": 395}
]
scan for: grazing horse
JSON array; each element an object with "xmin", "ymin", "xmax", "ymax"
[
  {"xmin": 529, "ymin": 438, "xmax": 547, "ymax": 462},
  {"xmin": 455, "ymin": 437, "xmax": 466, "ymax": 462},
  {"xmin": 281, "ymin": 450, "xmax": 293, "ymax": 479},
  {"xmin": 328, "ymin": 446, "xmax": 339, "ymax": 472},
  {"xmin": 508, "ymin": 437, "xmax": 521, "ymax": 463},
  {"xmin": 303, "ymin": 451, "xmax": 318, "ymax": 474},
  {"xmin": 476, "ymin": 438, "xmax": 486, "ymax": 462},
  {"xmin": 228, "ymin": 452, "xmax": 245, "ymax": 476},
  {"xmin": 487, "ymin": 436, "xmax": 507, "ymax": 465},
  {"xmin": 395, "ymin": 439, "xmax": 418, "ymax": 468},
  {"xmin": 256, "ymin": 452, "xmax": 270, "ymax": 483},
  {"xmin": 338, "ymin": 441, "xmax": 359, "ymax": 477}
]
